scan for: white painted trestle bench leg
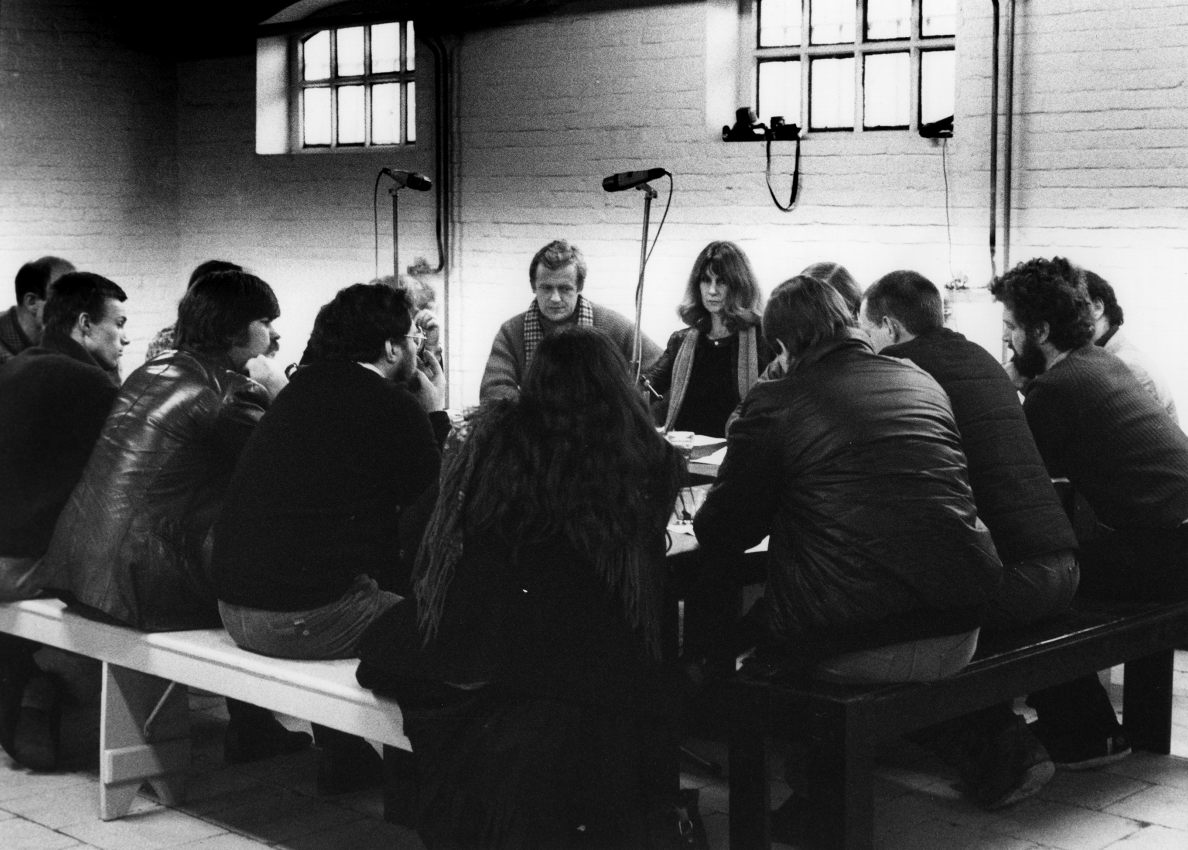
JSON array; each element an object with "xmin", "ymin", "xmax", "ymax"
[{"xmin": 99, "ymin": 663, "xmax": 191, "ymax": 819}]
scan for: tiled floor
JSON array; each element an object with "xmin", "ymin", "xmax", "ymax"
[{"xmin": 0, "ymin": 653, "xmax": 1184, "ymax": 850}]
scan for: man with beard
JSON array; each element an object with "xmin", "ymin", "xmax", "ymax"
[
  {"xmin": 991, "ymin": 256, "xmax": 1188, "ymax": 768},
  {"xmin": 212, "ymin": 282, "xmax": 449, "ymax": 794}
]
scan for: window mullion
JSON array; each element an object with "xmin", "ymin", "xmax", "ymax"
[
  {"xmin": 852, "ymin": 0, "xmax": 863, "ymax": 132},
  {"xmin": 800, "ymin": 0, "xmax": 810, "ymax": 129},
  {"xmin": 329, "ymin": 31, "xmax": 339, "ymax": 147}
]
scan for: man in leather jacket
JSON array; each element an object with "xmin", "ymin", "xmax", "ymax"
[
  {"xmin": 694, "ymin": 274, "xmax": 1002, "ymax": 672},
  {"xmin": 43, "ymin": 270, "xmax": 309, "ymax": 765}
]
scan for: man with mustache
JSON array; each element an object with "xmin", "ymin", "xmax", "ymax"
[
  {"xmin": 991, "ymin": 256, "xmax": 1188, "ymax": 769},
  {"xmin": 212, "ymin": 282, "xmax": 449, "ymax": 795}
]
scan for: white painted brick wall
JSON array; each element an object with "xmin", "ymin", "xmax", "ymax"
[
  {"xmin": 0, "ymin": 0, "xmax": 181, "ymax": 371},
  {"xmin": 3, "ymin": 0, "xmax": 1185, "ymax": 409}
]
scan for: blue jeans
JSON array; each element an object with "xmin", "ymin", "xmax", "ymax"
[{"xmin": 219, "ymin": 574, "xmax": 400, "ymax": 661}]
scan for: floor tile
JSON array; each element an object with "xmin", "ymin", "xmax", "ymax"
[
  {"xmin": 1102, "ymin": 824, "xmax": 1188, "ymax": 850},
  {"xmin": 0, "ymin": 766, "xmax": 94, "ymax": 802},
  {"xmin": 1106, "ymin": 753, "xmax": 1188, "ymax": 791},
  {"xmin": 0, "ymin": 817, "xmax": 84, "ymax": 850},
  {"xmin": 987, "ymin": 798, "xmax": 1144, "ymax": 850},
  {"xmin": 61, "ymin": 808, "xmax": 227, "ymax": 850},
  {"xmin": 878, "ymin": 819, "xmax": 1041, "ymax": 850},
  {"xmin": 272, "ymin": 816, "xmax": 423, "ymax": 850},
  {"xmin": 168, "ymin": 833, "xmax": 265, "ymax": 850},
  {"xmin": 1, "ymin": 781, "xmax": 159, "ymax": 828},
  {"xmin": 1103, "ymin": 783, "xmax": 1188, "ymax": 832},
  {"xmin": 1036, "ymin": 768, "xmax": 1151, "ymax": 810}
]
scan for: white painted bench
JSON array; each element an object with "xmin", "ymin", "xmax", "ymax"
[{"xmin": 0, "ymin": 598, "xmax": 408, "ymax": 820}]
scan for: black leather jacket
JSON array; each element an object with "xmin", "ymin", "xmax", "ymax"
[
  {"xmin": 695, "ymin": 332, "xmax": 1002, "ymax": 658},
  {"xmin": 44, "ymin": 349, "xmax": 269, "ymax": 631}
]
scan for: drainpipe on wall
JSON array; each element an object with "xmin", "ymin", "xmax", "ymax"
[
  {"xmin": 423, "ymin": 30, "xmax": 454, "ymax": 398},
  {"xmin": 988, "ymin": 0, "xmax": 999, "ymax": 279},
  {"xmin": 1003, "ymin": 0, "xmax": 1017, "ymax": 272}
]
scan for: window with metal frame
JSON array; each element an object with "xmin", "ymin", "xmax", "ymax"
[
  {"xmin": 749, "ymin": 0, "xmax": 955, "ymax": 134},
  {"xmin": 296, "ymin": 20, "xmax": 416, "ymax": 149}
]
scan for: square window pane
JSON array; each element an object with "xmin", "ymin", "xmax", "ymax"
[
  {"xmin": 921, "ymin": 49, "xmax": 956, "ymax": 125},
  {"xmin": 407, "ymin": 81, "xmax": 416, "ymax": 143},
  {"xmin": 810, "ymin": 0, "xmax": 854, "ymax": 45},
  {"xmin": 372, "ymin": 83, "xmax": 399, "ymax": 144},
  {"xmin": 759, "ymin": 0, "xmax": 801, "ymax": 47},
  {"xmin": 303, "ymin": 87, "xmax": 331, "ymax": 145},
  {"xmin": 303, "ymin": 30, "xmax": 330, "ymax": 81},
  {"xmin": 337, "ymin": 27, "xmax": 365, "ymax": 76},
  {"xmin": 810, "ymin": 56, "xmax": 854, "ymax": 129},
  {"xmin": 338, "ymin": 84, "xmax": 365, "ymax": 144},
  {"xmin": 866, "ymin": 0, "xmax": 910, "ymax": 40},
  {"xmin": 864, "ymin": 52, "xmax": 909, "ymax": 127},
  {"xmin": 758, "ymin": 60, "xmax": 801, "ymax": 128},
  {"xmin": 372, "ymin": 22, "xmax": 400, "ymax": 73},
  {"xmin": 406, "ymin": 20, "xmax": 415, "ymax": 72},
  {"xmin": 923, "ymin": 0, "xmax": 957, "ymax": 36}
]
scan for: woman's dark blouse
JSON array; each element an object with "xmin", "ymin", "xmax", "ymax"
[{"xmin": 645, "ymin": 327, "xmax": 773, "ymax": 438}]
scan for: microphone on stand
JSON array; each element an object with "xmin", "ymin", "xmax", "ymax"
[
  {"xmin": 602, "ymin": 168, "xmax": 669, "ymax": 193},
  {"xmin": 382, "ymin": 169, "xmax": 433, "ymax": 191}
]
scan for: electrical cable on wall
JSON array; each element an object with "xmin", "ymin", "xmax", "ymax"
[
  {"xmin": 942, "ymin": 138, "xmax": 955, "ymax": 283},
  {"xmin": 765, "ymin": 132, "xmax": 801, "ymax": 212},
  {"xmin": 373, "ymin": 170, "xmax": 384, "ymax": 279}
]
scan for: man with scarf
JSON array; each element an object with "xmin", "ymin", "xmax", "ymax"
[{"xmin": 478, "ymin": 239, "xmax": 661, "ymax": 402}]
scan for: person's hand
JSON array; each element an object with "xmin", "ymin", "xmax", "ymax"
[
  {"xmin": 411, "ymin": 347, "xmax": 446, "ymax": 412},
  {"xmin": 246, "ymin": 354, "xmax": 289, "ymax": 399},
  {"xmin": 415, "ymin": 309, "xmax": 441, "ymax": 355}
]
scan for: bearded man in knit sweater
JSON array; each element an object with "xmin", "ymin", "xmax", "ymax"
[
  {"xmin": 212, "ymin": 282, "xmax": 450, "ymax": 796},
  {"xmin": 992, "ymin": 256, "xmax": 1188, "ymax": 770},
  {"xmin": 479, "ymin": 239, "xmax": 660, "ymax": 402}
]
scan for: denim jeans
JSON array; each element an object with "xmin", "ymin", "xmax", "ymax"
[{"xmin": 219, "ymin": 574, "xmax": 401, "ymax": 661}]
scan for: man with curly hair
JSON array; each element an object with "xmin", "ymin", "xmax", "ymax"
[{"xmin": 991, "ymin": 256, "xmax": 1188, "ymax": 769}]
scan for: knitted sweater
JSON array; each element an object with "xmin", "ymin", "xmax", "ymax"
[
  {"xmin": 479, "ymin": 299, "xmax": 660, "ymax": 402},
  {"xmin": 883, "ymin": 328, "xmax": 1076, "ymax": 564},
  {"xmin": 1024, "ymin": 344, "xmax": 1188, "ymax": 530},
  {"xmin": 213, "ymin": 362, "xmax": 451, "ymax": 611}
]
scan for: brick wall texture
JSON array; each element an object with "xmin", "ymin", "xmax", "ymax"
[{"xmin": 2, "ymin": 0, "xmax": 1186, "ymax": 406}]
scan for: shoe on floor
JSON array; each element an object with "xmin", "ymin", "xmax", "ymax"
[
  {"xmin": 962, "ymin": 717, "xmax": 1054, "ymax": 810},
  {"xmin": 13, "ymin": 673, "xmax": 61, "ymax": 772},
  {"xmin": 315, "ymin": 736, "xmax": 384, "ymax": 796},
  {"xmin": 224, "ymin": 712, "xmax": 313, "ymax": 765},
  {"xmin": 1038, "ymin": 728, "xmax": 1132, "ymax": 771}
]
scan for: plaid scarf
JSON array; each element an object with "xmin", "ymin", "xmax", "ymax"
[{"xmin": 522, "ymin": 295, "xmax": 595, "ymax": 370}]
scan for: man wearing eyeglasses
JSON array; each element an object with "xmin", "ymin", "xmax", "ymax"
[{"xmin": 210, "ymin": 282, "xmax": 449, "ymax": 796}]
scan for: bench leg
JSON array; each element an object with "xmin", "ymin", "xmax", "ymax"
[
  {"xmin": 807, "ymin": 733, "xmax": 873, "ymax": 850},
  {"xmin": 1122, "ymin": 650, "xmax": 1174, "ymax": 754},
  {"xmin": 728, "ymin": 722, "xmax": 770, "ymax": 850},
  {"xmin": 99, "ymin": 664, "xmax": 191, "ymax": 819}
]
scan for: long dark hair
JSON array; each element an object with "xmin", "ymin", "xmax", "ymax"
[
  {"xmin": 415, "ymin": 326, "xmax": 685, "ymax": 657},
  {"xmin": 678, "ymin": 241, "xmax": 763, "ymax": 334}
]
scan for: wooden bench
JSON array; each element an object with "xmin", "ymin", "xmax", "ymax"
[
  {"xmin": 0, "ymin": 598, "xmax": 408, "ymax": 820},
  {"xmin": 715, "ymin": 599, "xmax": 1188, "ymax": 850}
]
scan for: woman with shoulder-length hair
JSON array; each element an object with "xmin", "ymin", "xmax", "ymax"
[
  {"xmin": 356, "ymin": 325, "xmax": 700, "ymax": 849},
  {"xmin": 643, "ymin": 241, "xmax": 773, "ymax": 438}
]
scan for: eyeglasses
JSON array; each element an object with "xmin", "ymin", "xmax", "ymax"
[{"xmin": 405, "ymin": 330, "xmax": 427, "ymax": 350}]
